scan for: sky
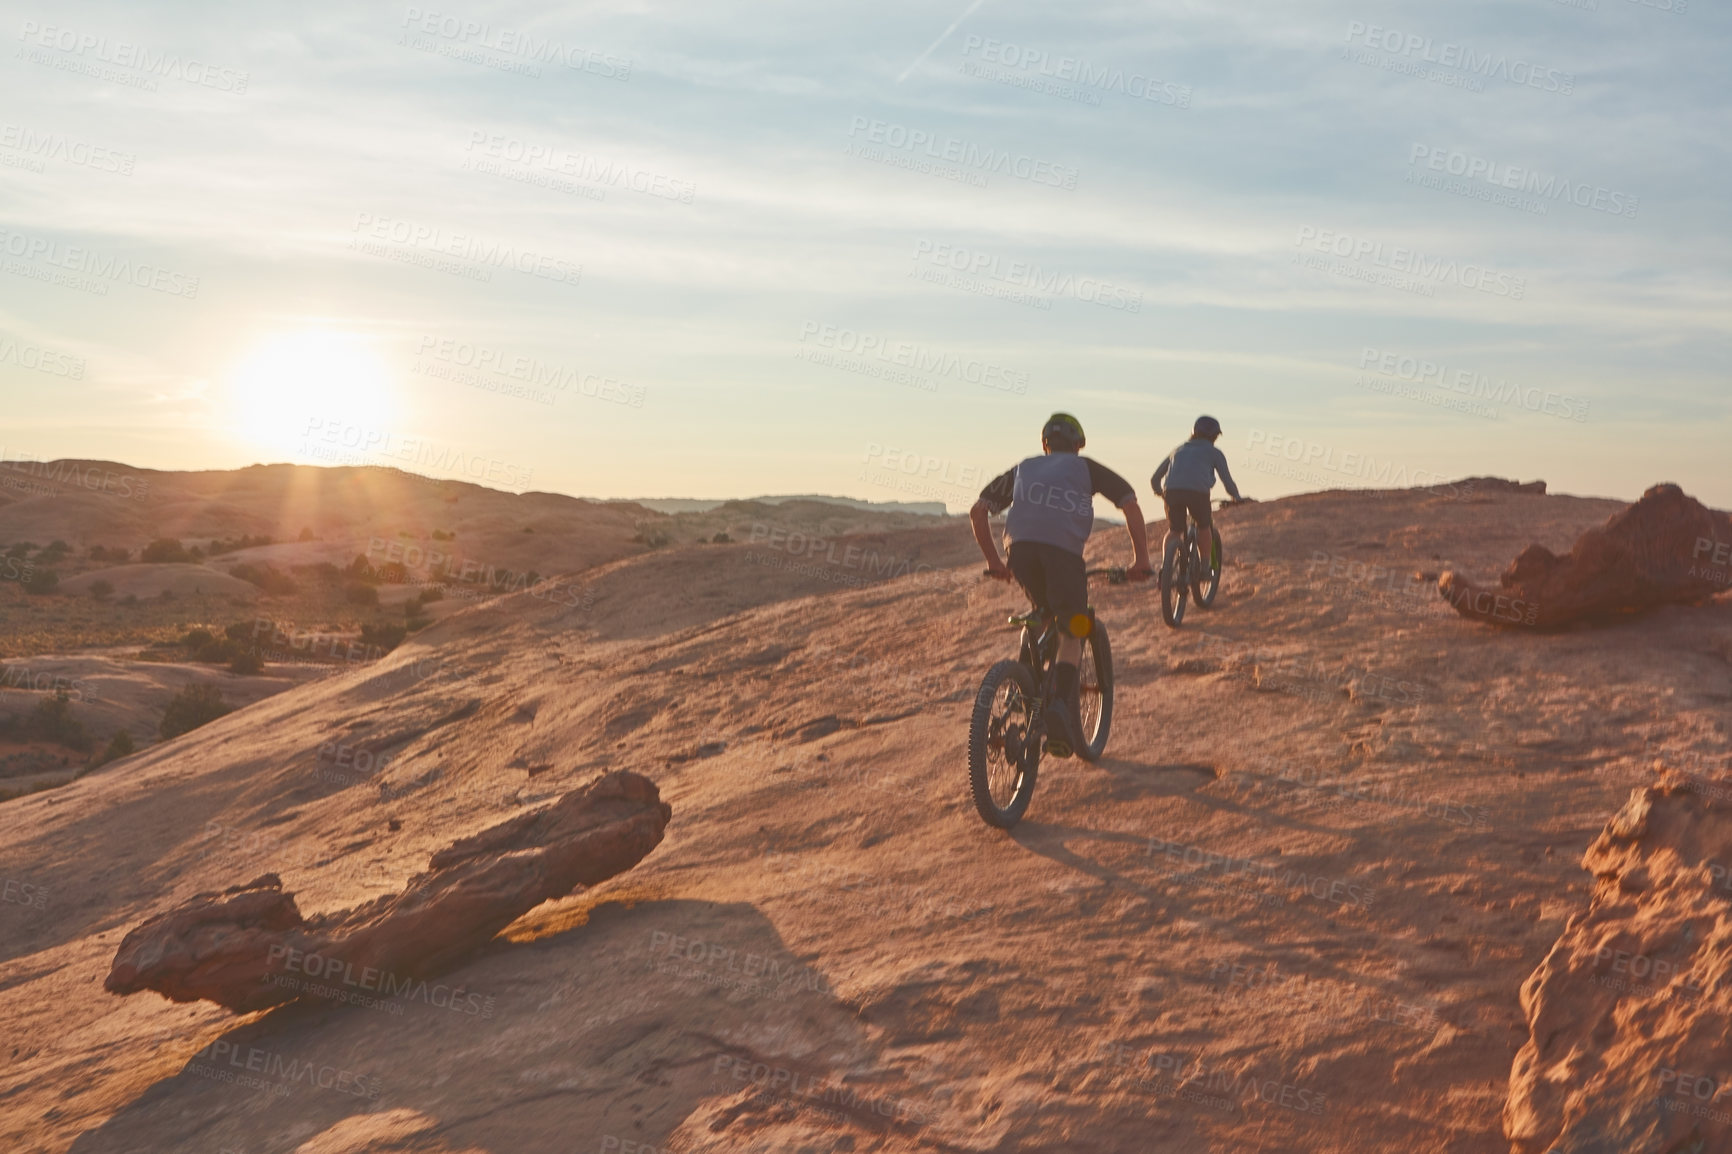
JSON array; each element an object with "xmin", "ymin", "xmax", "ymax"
[{"xmin": 0, "ymin": 0, "xmax": 1726, "ymax": 513}]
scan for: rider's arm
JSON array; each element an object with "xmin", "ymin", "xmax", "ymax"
[
  {"xmin": 1213, "ymin": 447, "xmax": 1242, "ymax": 501},
  {"xmin": 1085, "ymin": 460, "xmax": 1153, "ymax": 573},
  {"xmin": 1120, "ymin": 499, "xmax": 1153, "ymax": 571},
  {"xmin": 1150, "ymin": 457, "xmax": 1171, "ymax": 496},
  {"xmin": 972, "ymin": 468, "xmax": 1016, "ymax": 575}
]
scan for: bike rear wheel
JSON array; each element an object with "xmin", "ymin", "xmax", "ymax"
[
  {"xmin": 1161, "ymin": 541, "xmax": 1189, "ymax": 628},
  {"xmin": 968, "ymin": 660, "xmax": 1042, "ymax": 828},
  {"xmin": 1193, "ymin": 529, "xmax": 1222, "ymax": 608},
  {"xmin": 1075, "ymin": 620, "xmax": 1114, "ymax": 762}
]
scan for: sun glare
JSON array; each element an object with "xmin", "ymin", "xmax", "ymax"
[{"xmin": 227, "ymin": 331, "xmax": 399, "ymax": 459}]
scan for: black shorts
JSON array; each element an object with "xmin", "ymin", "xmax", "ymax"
[
  {"xmin": 1162, "ymin": 488, "xmax": 1213, "ymax": 537},
  {"xmin": 1007, "ymin": 540, "xmax": 1088, "ymax": 628}
]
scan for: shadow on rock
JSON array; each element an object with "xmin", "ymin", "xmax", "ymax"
[{"xmin": 73, "ymin": 897, "xmax": 953, "ymax": 1153}]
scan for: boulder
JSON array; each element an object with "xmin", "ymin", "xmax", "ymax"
[
  {"xmin": 105, "ymin": 770, "xmax": 671, "ymax": 1012},
  {"xmin": 1440, "ymin": 483, "xmax": 1732, "ymax": 628},
  {"xmin": 1505, "ymin": 772, "xmax": 1732, "ymax": 1152}
]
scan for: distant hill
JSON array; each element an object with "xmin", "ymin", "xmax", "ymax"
[{"xmin": 628, "ymin": 494, "xmax": 950, "ymax": 517}]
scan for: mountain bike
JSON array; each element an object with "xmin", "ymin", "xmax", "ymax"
[
  {"xmin": 966, "ymin": 567, "xmax": 1125, "ymax": 829},
  {"xmin": 1159, "ymin": 498, "xmax": 1245, "ymax": 628}
]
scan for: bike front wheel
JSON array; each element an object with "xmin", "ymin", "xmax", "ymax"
[
  {"xmin": 968, "ymin": 660, "xmax": 1042, "ymax": 828},
  {"xmin": 1075, "ymin": 620, "xmax": 1114, "ymax": 762},
  {"xmin": 1193, "ymin": 529, "xmax": 1222, "ymax": 608}
]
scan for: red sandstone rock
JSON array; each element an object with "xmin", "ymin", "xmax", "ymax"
[
  {"xmin": 104, "ymin": 771, "xmax": 671, "ymax": 1012},
  {"xmin": 1505, "ymin": 772, "xmax": 1732, "ymax": 1152},
  {"xmin": 1440, "ymin": 483, "xmax": 1732, "ymax": 628}
]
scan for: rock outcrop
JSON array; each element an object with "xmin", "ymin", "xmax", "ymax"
[
  {"xmin": 1505, "ymin": 772, "xmax": 1732, "ymax": 1152},
  {"xmin": 105, "ymin": 771, "xmax": 671, "ymax": 1012},
  {"xmin": 1440, "ymin": 483, "xmax": 1732, "ymax": 628}
]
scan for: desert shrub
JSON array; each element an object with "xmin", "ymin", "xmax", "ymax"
[
  {"xmin": 0, "ymin": 691, "xmax": 94, "ymax": 752},
  {"xmin": 633, "ymin": 529, "xmax": 671, "ymax": 548},
  {"xmin": 22, "ymin": 569, "xmax": 58, "ymax": 595},
  {"xmin": 141, "ymin": 538, "xmax": 189, "ymax": 563},
  {"xmin": 345, "ymin": 555, "xmax": 378, "ymax": 583},
  {"xmin": 182, "ymin": 628, "xmax": 216, "ymax": 649},
  {"xmin": 375, "ymin": 561, "xmax": 409, "ymax": 584},
  {"xmin": 298, "ymin": 527, "xmax": 316, "ymax": 541},
  {"xmin": 229, "ymin": 651, "xmax": 264, "ymax": 675},
  {"xmin": 224, "ymin": 621, "xmax": 257, "ymax": 641},
  {"xmin": 404, "ymin": 615, "xmax": 431, "ymax": 633},
  {"xmin": 431, "ymin": 529, "xmax": 454, "ymax": 541},
  {"xmin": 207, "ymin": 534, "xmax": 272, "ymax": 556},
  {"xmin": 344, "ymin": 582, "xmax": 379, "ymax": 606},
  {"xmin": 711, "ymin": 531, "xmax": 732, "ymax": 543},
  {"xmin": 6, "ymin": 542, "xmax": 35, "ymax": 558},
  {"xmin": 159, "ymin": 683, "xmax": 232, "ymax": 740},
  {"xmin": 228, "ymin": 563, "xmax": 299, "ymax": 595},
  {"xmin": 119, "ymin": 594, "xmax": 138, "ymax": 607},
  {"xmin": 359, "ymin": 622, "xmax": 407, "ymax": 653},
  {"xmin": 89, "ymin": 579, "xmax": 114, "ymax": 600},
  {"xmin": 39, "ymin": 541, "xmax": 69, "ymax": 563},
  {"xmin": 417, "ymin": 587, "xmax": 443, "ymax": 604},
  {"xmin": 87, "ymin": 728, "xmax": 136, "ymax": 770}
]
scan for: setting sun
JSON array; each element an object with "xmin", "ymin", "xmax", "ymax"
[{"xmin": 226, "ymin": 330, "xmax": 398, "ymax": 458}]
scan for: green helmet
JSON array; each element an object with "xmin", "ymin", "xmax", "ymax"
[{"xmin": 1042, "ymin": 412, "xmax": 1085, "ymax": 450}]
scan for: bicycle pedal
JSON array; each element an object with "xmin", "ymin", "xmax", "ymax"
[{"xmin": 1043, "ymin": 737, "xmax": 1074, "ymax": 759}]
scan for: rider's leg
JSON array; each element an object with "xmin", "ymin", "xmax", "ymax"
[{"xmin": 1161, "ymin": 498, "xmax": 1188, "ymax": 568}]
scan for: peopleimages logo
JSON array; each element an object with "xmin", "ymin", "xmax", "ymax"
[
  {"xmin": 15, "ymin": 20, "xmax": 250, "ymax": 92},
  {"xmin": 350, "ymin": 213, "xmax": 581, "ymax": 286},
  {"xmin": 0, "ymin": 226, "xmax": 200, "ymax": 297},
  {"xmin": 1358, "ymin": 347, "xmax": 1589, "ymax": 422},
  {"xmin": 399, "ymin": 7, "xmax": 631, "ymax": 79},
  {"xmin": 959, "ymin": 35, "xmax": 1192, "ymax": 108},
  {"xmin": 911, "ymin": 240, "xmax": 1142, "ymax": 312},
  {"xmin": 797, "ymin": 322, "xmax": 1029, "ymax": 395},
  {"xmin": 0, "ymin": 332, "xmax": 85, "ymax": 378},
  {"xmin": 845, "ymin": 117, "xmax": 1079, "ymax": 190},
  {"xmin": 1344, "ymin": 22, "xmax": 1574, "ymax": 94},
  {"xmin": 1406, "ymin": 145, "xmax": 1639, "ymax": 218},
  {"xmin": 1293, "ymin": 227, "xmax": 1524, "ymax": 300},
  {"xmin": 0, "ymin": 123, "xmax": 134, "ymax": 175}
]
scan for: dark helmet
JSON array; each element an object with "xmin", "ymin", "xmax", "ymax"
[
  {"xmin": 1193, "ymin": 415, "xmax": 1222, "ymax": 438},
  {"xmin": 1042, "ymin": 412, "xmax": 1086, "ymax": 451}
]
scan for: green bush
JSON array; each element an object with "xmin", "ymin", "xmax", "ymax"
[
  {"xmin": 159, "ymin": 683, "xmax": 232, "ymax": 740},
  {"xmin": 229, "ymin": 651, "xmax": 264, "ymax": 675},
  {"xmin": 228, "ymin": 563, "xmax": 299, "ymax": 595},
  {"xmin": 0, "ymin": 691, "xmax": 94, "ymax": 752},
  {"xmin": 142, "ymin": 538, "xmax": 189, "ymax": 563},
  {"xmin": 359, "ymin": 622, "xmax": 407, "ymax": 652},
  {"xmin": 87, "ymin": 728, "xmax": 136, "ymax": 771}
]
